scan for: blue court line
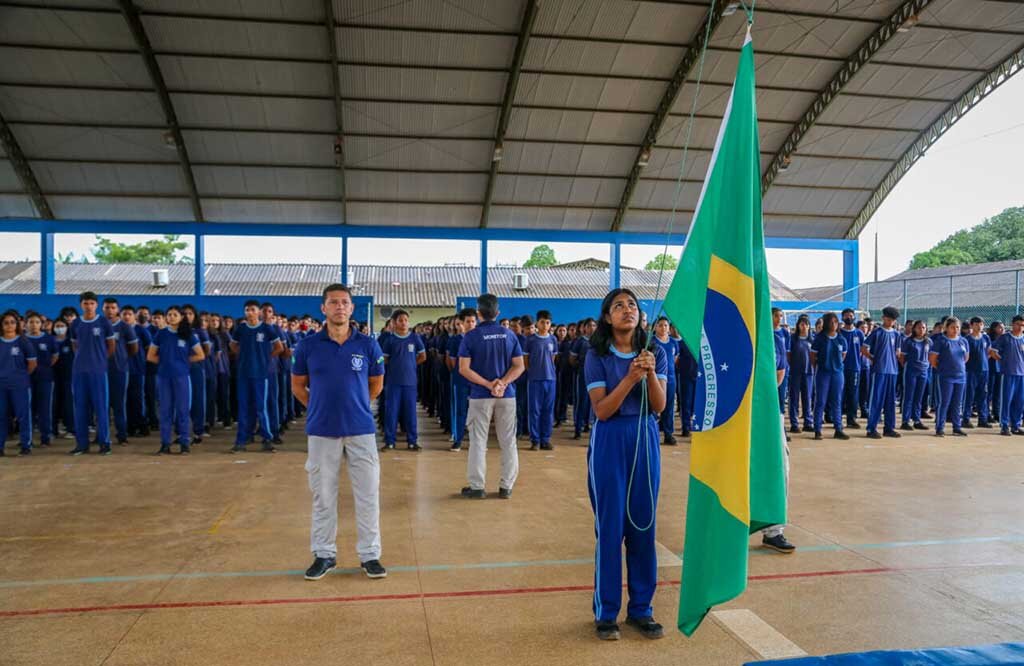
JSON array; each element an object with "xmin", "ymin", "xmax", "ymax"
[{"xmin": 4, "ymin": 535, "xmax": 1023, "ymax": 591}]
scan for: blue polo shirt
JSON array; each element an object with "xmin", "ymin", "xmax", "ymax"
[
  {"xmin": 838, "ymin": 327, "xmax": 864, "ymax": 372},
  {"xmin": 381, "ymin": 332, "xmax": 425, "ymax": 387},
  {"xmin": 571, "ymin": 336, "xmax": 592, "ymax": 368},
  {"xmin": 129, "ymin": 325, "xmax": 152, "ymax": 376},
  {"xmin": 71, "ymin": 316, "xmax": 115, "ymax": 375},
  {"xmin": 900, "ymin": 337, "xmax": 931, "ymax": 375},
  {"xmin": 992, "ymin": 333, "xmax": 1024, "ymax": 376},
  {"xmin": 789, "ymin": 335, "xmax": 813, "ymax": 374},
  {"xmin": 651, "ymin": 336, "xmax": 679, "ymax": 382},
  {"xmin": 774, "ymin": 333, "xmax": 788, "ymax": 371},
  {"xmin": 153, "ymin": 328, "xmax": 201, "ymax": 379},
  {"xmin": 931, "ymin": 335, "xmax": 969, "ymax": 381},
  {"xmin": 26, "ymin": 334, "xmax": 58, "ymax": 382},
  {"xmin": 965, "ymin": 334, "xmax": 990, "ymax": 374},
  {"xmin": 447, "ymin": 333, "xmax": 466, "ymax": 387},
  {"xmin": 55, "ymin": 335, "xmax": 74, "ymax": 381},
  {"xmin": 458, "ymin": 320, "xmax": 523, "ymax": 400},
  {"xmin": 810, "ymin": 332, "xmax": 846, "ymax": 374},
  {"xmin": 584, "ymin": 346, "xmax": 668, "ymax": 418},
  {"xmin": 231, "ymin": 322, "xmax": 280, "ymax": 379},
  {"xmin": 865, "ymin": 327, "xmax": 900, "ymax": 375},
  {"xmin": 0, "ymin": 336, "xmax": 36, "ymax": 389},
  {"xmin": 107, "ymin": 319, "xmax": 138, "ymax": 373},
  {"xmin": 292, "ymin": 329, "xmax": 384, "ymax": 438},
  {"xmin": 524, "ymin": 333, "xmax": 558, "ymax": 382}
]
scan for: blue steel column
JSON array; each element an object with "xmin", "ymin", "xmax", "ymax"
[
  {"xmin": 480, "ymin": 240, "xmax": 488, "ymax": 294},
  {"xmin": 609, "ymin": 240, "xmax": 621, "ymax": 290},
  {"xmin": 843, "ymin": 244, "xmax": 859, "ymax": 310},
  {"xmin": 40, "ymin": 231, "xmax": 54, "ymax": 295},
  {"xmin": 341, "ymin": 235, "xmax": 348, "ymax": 284},
  {"xmin": 194, "ymin": 234, "xmax": 205, "ymax": 296}
]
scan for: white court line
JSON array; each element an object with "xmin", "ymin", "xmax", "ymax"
[{"xmin": 711, "ymin": 609, "xmax": 807, "ymax": 660}]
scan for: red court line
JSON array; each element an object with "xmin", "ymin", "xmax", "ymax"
[{"xmin": 0, "ymin": 566, "xmax": 910, "ymax": 619}]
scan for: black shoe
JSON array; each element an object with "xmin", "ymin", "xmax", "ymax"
[
  {"xmin": 498, "ymin": 487, "xmax": 512, "ymax": 499},
  {"xmin": 118, "ymin": 437, "xmax": 128, "ymax": 447},
  {"xmin": 98, "ymin": 446, "xmax": 112, "ymax": 456},
  {"xmin": 262, "ymin": 440, "xmax": 277, "ymax": 452},
  {"xmin": 271, "ymin": 436, "xmax": 284, "ymax": 446},
  {"xmin": 762, "ymin": 533, "xmax": 796, "ymax": 553},
  {"xmin": 834, "ymin": 431, "xmax": 850, "ymax": 440},
  {"xmin": 382, "ymin": 443, "xmax": 396, "ymax": 450},
  {"xmin": 191, "ymin": 436, "xmax": 202, "ymax": 446},
  {"xmin": 681, "ymin": 429, "xmax": 691, "ymax": 437},
  {"xmin": 785, "ymin": 434, "xmax": 791, "ymax": 442},
  {"xmin": 543, "ymin": 442, "xmax": 554, "ymax": 450},
  {"xmin": 664, "ymin": 434, "xmax": 677, "ymax": 446},
  {"xmin": 529, "ymin": 442, "xmax": 538, "ymax": 451},
  {"xmin": 934, "ymin": 432, "xmax": 945, "ymax": 438},
  {"xmin": 789, "ymin": 425, "xmax": 800, "ymax": 434},
  {"xmin": 801, "ymin": 425, "xmax": 814, "ymax": 433},
  {"xmin": 883, "ymin": 430, "xmax": 902, "ymax": 438},
  {"xmin": 572, "ymin": 432, "xmax": 581, "ymax": 440},
  {"xmin": 846, "ymin": 420, "xmax": 861, "ymax": 429},
  {"xmin": 230, "ymin": 445, "xmax": 246, "ymax": 453},
  {"xmin": 361, "ymin": 559, "xmax": 387, "ymax": 579},
  {"xmin": 595, "ymin": 621, "xmax": 621, "ymax": 641},
  {"xmin": 449, "ymin": 443, "xmax": 462, "ymax": 452},
  {"xmin": 460, "ymin": 486, "xmax": 486, "ymax": 499},
  {"xmin": 1013, "ymin": 429, "xmax": 1024, "ymax": 436},
  {"xmin": 407, "ymin": 443, "xmax": 421, "ymax": 451},
  {"xmin": 961, "ymin": 420, "xmax": 975, "ymax": 429},
  {"xmin": 625, "ymin": 616, "xmax": 664, "ymax": 640},
  {"xmin": 0, "ymin": 449, "xmax": 4, "ymax": 457},
  {"xmin": 304, "ymin": 557, "xmax": 336, "ymax": 581},
  {"xmin": 69, "ymin": 448, "xmax": 87, "ymax": 456},
  {"xmin": 978, "ymin": 421, "xmax": 993, "ymax": 428},
  {"xmin": 899, "ymin": 423, "xmax": 914, "ymax": 431},
  {"xmin": 914, "ymin": 422, "xmax": 928, "ymax": 430},
  {"xmin": 18, "ymin": 448, "xmax": 31, "ymax": 456},
  {"xmin": 952, "ymin": 430, "xmax": 967, "ymax": 437},
  {"xmin": 813, "ymin": 432, "xmax": 822, "ymax": 440},
  {"xmin": 156, "ymin": 445, "xmax": 171, "ymax": 455},
  {"xmin": 1001, "ymin": 428, "xmax": 1012, "ymax": 436}
]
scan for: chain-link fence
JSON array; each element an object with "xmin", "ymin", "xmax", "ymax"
[{"xmin": 862, "ymin": 268, "xmax": 1023, "ymax": 325}]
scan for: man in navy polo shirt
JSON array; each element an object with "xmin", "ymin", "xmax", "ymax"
[
  {"xmin": 229, "ymin": 300, "xmax": 283, "ymax": 453},
  {"xmin": 380, "ymin": 310, "xmax": 426, "ymax": 451},
  {"xmin": 292, "ymin": 283, "xmax": 387, "ymax": 581},
  {"xmin": 458, "ymin": 293, "xmax": 524, "ymax": 499},
  {"xmin": 70, "ymin": 292, "xmax": 116, "ymax": 455}
]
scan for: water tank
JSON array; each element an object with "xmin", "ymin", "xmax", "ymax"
[
  {"xmin": 512, "ymin": 273, "xmax": 529, "ymax": 290},
  {"xmin": 152, "ymin": 269, "xmax": 169, "ymax": 288}
]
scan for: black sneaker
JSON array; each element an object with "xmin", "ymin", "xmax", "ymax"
[
  {"xmin": 834, "ymin": 431, "xmax": 850, "ymax": 440},
  {"xmin": 595, "ymin": 621, "xmax": 621, "ymax": 641},
  {"xmin": 899, "ymin": 423, "xmax": 914, "ymax": 431},
  {"xmin": 98, "ymin": 446, "xmax": 112, "ymax": 456},
  {"xmin": 407, "ymin": 443, "xmax": 421, "ymax": 451},
  {"xmin": 681, "ymin": 429, "xmax": 691, "ymax": 437},
  {"xmin": 789, "ymin": 425, "xmax": 800, "ymax": 434},
  {"xmin": 846, "ymin": 420, "xmax": 861, "ymax": 429},
  {"xmin": 934, "ymin": 431, "xmax": 945, "ymax": 438},
  {"xmin": 762, "ymin": 533, "xmax": 796, "ymax": 553},
  {"xmin": 156, "ymin": 445, "xmax": 171, "ymax": 455},
  {"xmin": 952, "ymin": 430, "xmax": 967, "ymax": 437},
  {"xmin": 883, "ymin": 430, "xmax": 902, "ymax": 439},
  {"xmin": 304, "ymin": 557, "xmax": 336, "ymax": 581},
  {"xmin": 449, "ymin": 443, "xmax": 462, "ymax": 452},
  {"xmin": 914, "ymin": 422, "xmax": 928, "ymax": 430},
  {"xmin": 529, "ymin": 442, "xmax": 539, "ymax": 451},
  {"xmin": 1013, "ymin": 429, "xmax": 1024, "ymax": 436},
  {"xmin": 361, "ymin": 559, "xmax": 387, "ymax": 579},
  {"xmin": 230, "ymin": 445, "xmax": 246, "ymax": 453},
  {"xmin": 1000, "ymin": 427, "xmax": 1012, "ymax": 436},
  {"xmin": 801, "ymin": 425, "xmax": 814, "ymax": 433},
  {"xmin": 69, "ymin": 448, "xmax": 87, "ymax": 456},
  {"xmin": 664, "ymin": 434, "xmax": 677, "ymax": 446},
  {"xmin": 498, "ymin": 487, "xmax": 512, "ymax": 499},
  {"xmin": 961, "ymin": 420, "xmax": 975, "ymax": 429},
  {"xmin": 978, "ymin": 421, "xmax": 993, "ymax": 428},
  {"xmin": 180, "ymin": 445, "xmax": 192, "ymax": 455},
  {"xmin": 118, "ymin": 437, "xmax": 128, "ymax": 447},
  {"xmin": 382, "ymin": 443, "xmax": 396, "ymax": 450},
  {"xmin": 460, "ymin": 486, "xmax": 486, "ymax": 499},
  {"xmin": 261, "ymin": 440, "xmax": 276, "ymax": 453},
  {"xmin": 625, "ymin": 616, "xmax": 664, "ymax": 640},
  {"xmin": 541, "ymin": 442, "xmax": 553, "ymax": 450},
  {"xmin": 18, "ymin": 448, "xmax": 31, "ymax": 456},
  {"xmin": 271, "ymin": 436, "xmax": 284, "ymax": 446},
  {"xmin": 813, "ymin": 432, "xmax": 823, "ymax": 440},
  {"xmin": 572, "ymin": 432, "xmax": 581, "ymax": 440}
]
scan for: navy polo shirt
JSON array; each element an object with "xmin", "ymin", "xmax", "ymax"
[
  {"xmin": 865, "ymin": 327, "xmax": 900, "ymax": 375},
  {"xmin": 965, "ymin": 334, "xmax": 990, "ymax": 374},
  {"xmin": 230, "ymin": 322, "xmax": 280, "ymax": 379},
  {"xmin": 380, "ymin": 332, "xmax": 425, "ymax": 386},
  {"xmin": 26, "ymin": 334, "xmax": 58, "ymax": 382},
  {"xmin": 993, "ymin": 333, "xmax": 1024, "ymax": 376},
  {"xmin": 107, "ymin": 319, "xmax": 139, "ymax": 373},
  {"xmin": 70, "ymin": 316, "xmax": 115, "ymax": 375},
  {"xmin": 0, "ymin": 336, "xmax": 36, "ymax": 389},
  {"xmin": 447, "ymin": 333, "xmax": 466, "ymax": 387},
  {"xmin": 584, "ymin": 346, "xmax": 668, "ymax": 418},
  {"xmin": 524, "ymin": 333, "xmax": 558, "ymax": 382},
  {"xmin": 292, "ymin": 329, "xmax": 384, "ymax": 438},
  {"xmin": 838, "ymin": 327, "xmax": 864, "ymax": 372},
  {"xmin": 129, "ymin": 325, "xmax": 152, "ymax": 376},
  {"xmin": 651, "ymin": 336, "xmax": 679, "ymax": 382},
  {"xmin": 810, "ymin": 332, "xmax": 846, "ymax": 374},
  {"xmin": 458, "ymin": 320, "xmax": 522, "ymax": 400},
  {"xmin": 931, "ymin": 335, "xmax": 969, "ymax": 381},
  {"xmin": 153, "ymin": 328, "xmax": 201, "ymax": 379},
  {"xmin": 901, "ymin": 337, "xmax": 931, "ymax": 375}
]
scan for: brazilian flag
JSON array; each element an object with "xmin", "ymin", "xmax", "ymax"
[{"xmin": 664, "ymin": 27, "xmax": 787, "ymax": 636}]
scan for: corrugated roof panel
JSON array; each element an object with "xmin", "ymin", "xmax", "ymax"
[
  {"xmin": 506, "ymin": 109, "xmax": 650, "ymax": 144},
  {"xmin": 346, "ymin": 202, "xmax": 480, "ymax": 228},
  {"xmin": 698, "ymin": 48, "xmax": 839, "ymax": 93},
  {"xmin": 493, "ymin": 174, "xmax": 622, "ymax": 207},
  {"xmin": 159, "ymin": 56, "xmax": 330, "ymax": 97},
  {"xmin": 532, "ymin": 0, "xmax": 700, "ymax": 44},
  {"xmin": 763, "ymin": 216, "xmax": 851, "ymax": 239},
  {"xmin": 0, "ymin": 7, "xmax": 133, "ymax": 49},
  {"xmin": 645, "ymin": 147, "xmax": 773, "ymax": 181},
  {"xmin": 655, "ymin": 115, "xmax": 795, "ymax": 154},
  {"xmin": 143, "ymin": 15, "xmax": 326, "ymax": 60},
  {"xmin": 0, "ymin": 194, "xmax": 36, "ymax": 219},
  {"xmin": 14, "ymin": 125, "xmax": 171, "ymax": 162},
  {"xmin": 202, "ymin": 199, "xmax": 342, "ymax": 224},
  {"xmin": 49, "ymin": 195, "xmax": 194, "ymax": 221},
  {"xmin": 194, "ymin": 165, "xmax": 341, "ymax": 198},
  {"xmin": 798, "ymin": 125, "xmax": 917, "ymax": 161},
  {"xmin": 338, "ymin": 28, "xmax": 514, "ymax": 69},
  {"xmin": 136, "ymin": 0, "xmax": 324, "ymax": 22},
  {"xmin": 818, "ymin": 94, "xmax": 948, "ymax": 132},
  {"xmin": 487, "ymin": 206, "xmax": 613, "ymax": 231},
  {"xmin": 716, "ymin": 11, "xmax": 875, "ymax": 61},
  {"xmin": 0, "ymin": 160, "xmax": 23, "ymax": 190},
  {"xmin": 343, "ymin": 101, "xmax": 498, "ymax": 138},
  {"xmin": 515, "ymin": 73, "xmax": 664, "ymax": 112},
  {"xmin": 183, "ymin": 130, "xmax": 335, "ymax": 166},
  {"xmin": 673, "ymin": 81, "xmax": 819, "ymax": 124},
  {"xmin": 763, "ymin": 186, "xmax": 872, "ymax": 219},
  {"xmin": 345, "ymin": 172, "xmax": 486, "ymax": 203},
  {"xmin": 755, "ymin": 0, "xmax": 903, "ymax": 20},
  {"xmin": 0, "ymin": 86, "xmax": 164, "ymax": 126},
  {"xmin": 926, "ymin": 0, "xmax": 1024, "ymax": 29},
  {"xmin": 33, "ymin": 162, "xmax": 183, "ymax": 195},
  {"xmin": 344, "ymin": 136, "xmax": 491, "ymax": 171},
  {"xmin": 0, "ymin": 47, "xmax": 149, "ymax": 88},
  {"xmin": 525, "ymin": 39, "xmax": 685, "ymax": 79},
  {"xmin": 498, "ymin": 142, "xmax": 634, "ymax": 177},
  {"xmin": 618, "ymin": 209, "xmax": 694, "ymax": 234},
  {"xmin": 772, "ymin": 155, "xmax": 894, "ymax": 190},
  {"xmin": 629, "ymin": 180, "xmax": 703, "ymax": 211},
  {"xmin": 339, "ymin": 0, "xmax": 526, "ymax": 32},
  {"xmin": 844, "ymin": 62, "xmax": 982, "ymax": 100},
  {"xmin": 172, "ymin": 93, "xmax": 334, "ymax": 132},
  {"xmin": 341, "ymin": 66, "xmax": 506, "ymax": 105},
  {"xmin": 874, "ymin": 23, "xmax": 1021, "ymax": 70}
]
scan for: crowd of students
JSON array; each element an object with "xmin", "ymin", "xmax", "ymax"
[{"xmin": 3, "ymin": 293, "xmax": 1024, "ymax": 457}]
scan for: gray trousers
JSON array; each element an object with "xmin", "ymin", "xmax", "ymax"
[
  {"xmin": 306, "ymin": 434, "xmax": 381, "ymax": 561},
  {"xmin": 466, "ymin": 397, "xmax": 519, "ymax": 491}
]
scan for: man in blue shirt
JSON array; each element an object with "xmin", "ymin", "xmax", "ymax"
[
  {"xmin": 458, "ymin": 294, "xmax": 525, "ymax": 499},
  {"xmin": 570, "ymin": 318, "xmax": 597, "ymax": 439},
  {"xmin": 962, "ymin": 317, "xmax": 992, "ymax": 428},
  {"xmin": 121, "ymin": 306, "xmax": 152, "ymax": 438},
  {"xmin": 292, "ymin": 283, "xmax": 387, "ymax": 582},
  {"xmin": 524, "ymin": 310, "xmax": 558, "ymax": 451},
  {"xmin": 70, "ymin": 292, "xmax": 116, "ymax": 455},
  {"xmin": 229, "ymin": 300, "xmax": 283, "ymax": 452},
  {"xmin": 991, "ymin": 314, "xmax": 1024, "ymax": 436},
  {"xmin": 773, "ymin": 308, "xmax": 790, "ymax": 415},
  {"xmin": 838, "ymin": 308, "xmax": 865, "ymax": 428},
  {"xmin": 380, "ymin": 309, "xmax": 426, "ymax": 451},
  {"xmin": 862, "ymin": 306, "xmax": 902, "ymax": 439},
  {"xmin": 103, "ymin": 298, "xmax": 139, "ymax": 446},
  {"xmin": 446, "ymin": 308, "xmax": 476, "ymax": 452},
  {"xmin": 261, "ymin": 303, "xmax": 287, "ymax": 446}
]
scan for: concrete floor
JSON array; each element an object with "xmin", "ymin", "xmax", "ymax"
[{"xmin": 2, "ymin": 412, "xmax": 1024, "ymax": 666}]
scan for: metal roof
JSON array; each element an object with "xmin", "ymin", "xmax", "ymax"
[
  {"xmin": 0, "ymin": 260, "xmax": 801, "ymax": 305},
  {"xmin": 0, "ymin": 0, "xmax": 1022, "ymax": 238}
]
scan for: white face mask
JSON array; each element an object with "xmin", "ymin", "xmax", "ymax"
[{"xmin": 54, "ymin": 326, "xmax": 67, "ymax": 336}]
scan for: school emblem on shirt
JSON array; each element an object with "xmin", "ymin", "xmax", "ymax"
[
  {"xmin": 256, "ymin": 333, "xmax": 265, "ymax": 342},
  {"xmin": 178, "ymin": 339, "xmax": 186, "ymax": 348},
  {"xmin": 407, "ymin": 343, "xmax": 414, "ymax": 353},
  {"xmin": 11, "ymin": 347, "xmax": 20, "ymax": 356},
  {"xmin": 40, "ymin": 344, "xmax": 47, "ymax": 351},
  {"xmin": 92, "ymin": 328, "xmax": 101, "ymax": 336},
  {"xmin": 351, "ymin": 354, "xmax": 365, "ymax": 372}
]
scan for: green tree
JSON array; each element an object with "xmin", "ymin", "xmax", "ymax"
[
  {"xmin": 91, "ymin": 234, "xmax": 192, "ymax": 264},
  {"xmin": 908, "ymin": 206, "xmax": 1024, "ymax": 269},
  {"xmin": 522, "ymin": 243, "xmax": 557, "ymax": 268},
  {"xmin": 645, "ymin": 253, "xmax": 679, "ymax": 271}
]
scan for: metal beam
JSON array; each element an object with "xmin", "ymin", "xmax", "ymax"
[
  {"xmin": 609, "ymin": 0, "xmax": 728, "ymax": 232},
  {"xmin": 0, "ymin": 110, "xmax": 53, "ymax": 218},
  {"xmin": 761, "ymin": 0, "xmax": 934, "ymax": 195},
  {"xmin": 846, "ymin": 43, "xmax": 1024, "ymax": 240},
  {"xmin": 480, "ymin": 0, "xmax": 538, "ymax": 229},
  {"xmin": 117, "ymin": 0, "xmax": 203, "ymax": 222},
  {"xmin": 322, "ymin": 0, "xmax": 346, "ymax": 225}
]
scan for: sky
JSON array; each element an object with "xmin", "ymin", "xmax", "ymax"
[{"xmin": 2, "ymin": 65, "xmax": 1023, "ymax": 291}]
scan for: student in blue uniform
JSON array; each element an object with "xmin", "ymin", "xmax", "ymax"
[
  {"xmin": 930, "ymin": 317, "xmax": 969, "ymax": 437},
  {"xmin": 585, "ymin": 288, "xmax": 667, "ymax": 641},
  {"xmin": 1, "ymin": 310, "xmax": 37, "ymax": 456},
  {"xmin": 24, "ymin": 312, "xmax": 57, "ymax": 448},
  {"xmin": 210, "ymin": 313, "xmax": 233, "ymax": 429},
  {"xmin": 862, "ymin": 306, "xmax": 902, "ymax": 439},
  {"xmin": 651, "ymin": 317, "xmax": 679, "ymax": 446},
  {"xmin": 838, "ymin": 308, "xmax": 865, "ymax": 428},
  {"xmin": 675, "ymin": 324, "xmax": 697, "ymax": 437},
  {"xmin": 446, "ymin": 308, "xmax": 476, "ymax": 452},
  {"xmin": 200, "ymin": 311, "xmax": 219, "ymax": 435},
  {"xmin": 513, "ymin": 316, "xmax": 532, "ymax": 439},
  {"xmin": 571, "ymin": 318, "xmax": 597, "ymax": 440},
  {"xmin": 70, "ymin": 292, "xmax": 116, "ymax": 455},
  {"xmin": 857, "ymin": 320, "xmax": 872, "ymax": 419},
  {"xmin": 147, "ymin": 306, "xmax": 204, "ymax": 455},
  {"xmin": 380, "ymin": 309, "xmax": 426, "ymax": 451},
  {"xmin": 229, "ymin": 300, "xmax": 284, "ymax": 453},
  {"xmin": 103, "ymin": 298, "xmax": 139, "ymax": 446},
  {"xmin": 52, "ymin": 314, "xmax": 75, "ymax": 439},
  {"xmin": 553, "ymin": 324, "xmax": 570, "ymax": 427},
  {"xmin": 990, "ymin": 314, "xmax": 1024, "ymax": 436},
  {"xmin": 987, "ymin": 321, "xmax": 1004, "ymax": 425},
  {"xmin": 260, "ymin": 303, "xmax": 285, "ymax": 445},
  {"xmin": 142, "ymin": 308, "xmax": 161, "ymax": 433},
  {"xmin": 121, "ymin": 306, "xmax": 151, "ymax": 438},
  {"xmin": 772, "ymin": 308, "xmax": 790, "ymax": 414},
  {"xmin": 182, "ymin": 305, "xmax": 208, "ymax": 445},
  {"xmin": 962, "ymin": 317, "xmax": 991, "ymax": 428},
  {"xmin": 899, "ymin": 320, "xmax": 931, "ymax": 431},
  {"xmin": 524, "ymin": 310, "xmax": 558, "ymax": 451},
  {"xmin": 788, "ymin": 316, "xmax": 815, "ymax": 434},
  {"xmin": 809, "ymin": 312, "xmax": 848, "ymax": 440}
]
